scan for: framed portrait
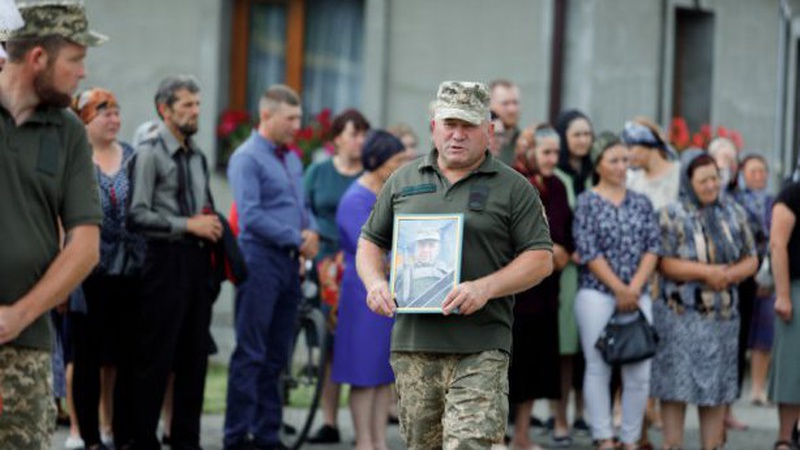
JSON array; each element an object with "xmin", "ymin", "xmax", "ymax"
[{"xmin": 389, "ymin": 213, "xmax": 464, "ymax": 313}]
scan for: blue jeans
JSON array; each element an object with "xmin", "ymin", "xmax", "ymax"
[{"xmin": 224, "ymin": 244, "xmax": 301, "ymax": 447}]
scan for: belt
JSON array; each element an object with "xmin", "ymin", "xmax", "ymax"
[{"xmin": 266, "ymin": 244, "xmax": 299, "ymax": 260}]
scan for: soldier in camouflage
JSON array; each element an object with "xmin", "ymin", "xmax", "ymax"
[
  {"xmin": 395, "ymin": 228, "xmax": 453, "ymax": 309},
  {"xmin": 358, "ymin": 81, "xmax": 554, "ymax": 449},
  {"xmin": 0, "ymin": 2, "xmax": 105, "ymax": 448}
]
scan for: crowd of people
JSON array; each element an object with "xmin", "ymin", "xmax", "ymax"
[{"xmin": 3, "ymin": 2, "xmax": 800, "ymax": 450}]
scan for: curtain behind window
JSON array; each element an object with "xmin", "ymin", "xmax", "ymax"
[
  {"xmin": 247, "ymin": 2, "xmax": 287, "ymax": 112},
  {"xmin": 302, "ymin": 0, "xmax": 364, "ymax": 118}
]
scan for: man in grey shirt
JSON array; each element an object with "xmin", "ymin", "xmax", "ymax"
[{"xmin": 127, "ymin": 75, "xmax": 221, "ymax": 450}]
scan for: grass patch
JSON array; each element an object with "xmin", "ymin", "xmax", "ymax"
[
  {"xmin": 204, "ymin": 362, "xmax": 228, "ymax": 414},
  {"xmin": 202, "ymin": 363, "xmax": 349, "ymax": 414}
]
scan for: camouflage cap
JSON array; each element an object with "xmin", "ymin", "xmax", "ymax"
[
  {"xmin": 0, "ymin": 2, "xmax": 108, "ymax": 47},
  {"xmin": 434, "ymin": 81, "xmax": 490, "ymax": 126},
  {"xmin": 590, "ymin": 130, "xmax": 622, "ymax": 167},
  {"xmin": 414, "ymin": 229, "xmax": 440, "ymax": 242}
]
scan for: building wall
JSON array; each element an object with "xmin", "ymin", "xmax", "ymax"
[
  {"xmin": 363, "ymin": 0, "xmax": 554, "ymax": 144},
  {"xmin": 82, "ymin": 0, "xmax": 225, "ymax": 166}
]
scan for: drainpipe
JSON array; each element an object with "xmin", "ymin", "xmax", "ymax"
[
  {"xmin": 548, "ymin": 0, "xmax": 567, "ymax": 123},
  {"xmin": 656, "ymin": 0, "xmax": 668, "ymax": 125},
  {"xmin": 776, "ymin": 0, "xmax": 792, "ymax": 180}
]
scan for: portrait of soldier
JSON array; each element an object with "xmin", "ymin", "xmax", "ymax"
[{"xmin": 395, "ymin": 227, "xmax": 454, "ymax": 309}]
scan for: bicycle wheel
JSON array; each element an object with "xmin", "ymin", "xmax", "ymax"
[{"xmin": 281, "ymin": 308, "xmax": 327, "ymax": 450}]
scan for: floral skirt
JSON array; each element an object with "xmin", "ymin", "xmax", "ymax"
[{"xmin": 650, "ymin": 299, "xmax": 739, "ymax": 406}]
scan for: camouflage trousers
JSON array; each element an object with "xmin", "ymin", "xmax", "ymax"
[
  {"xmin": 0, "ymin": 346, "xmax": 56, "ymax": 450},
  {"xmin": 390, "ymin": 350, "xmax": 510, "ymax": 450}
]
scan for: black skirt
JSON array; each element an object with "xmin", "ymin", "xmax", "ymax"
[{"xmin": 508, "ymin": 309, "xmax": 561, "ymax": 404}]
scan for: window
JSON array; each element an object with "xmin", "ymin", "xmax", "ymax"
[
  {"xmin": 672, "ymin": 8, "xmax": 715, "ymax": 131},
  {"xmin": 229, "ymin": 0, "xmax": 364, "ymax": 117}
]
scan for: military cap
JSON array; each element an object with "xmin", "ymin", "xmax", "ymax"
[
  {"xmin": 434, "ymin": 81, "xmax": 490, "ymax": 126},
  {"xmin": 0, "ymin": 1, "xmax": 108, "ymax": 47},
  {"xmin": 414, "ymin": 229, "xmax": 441, "ymax": 242}
]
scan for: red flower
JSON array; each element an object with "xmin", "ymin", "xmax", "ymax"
[
  {"xmin": 717, "ymin": 126, "xmax": 729, "ymax": 139},
  {"xmin": 730, "ymin": 130, "xmax": 744, "ymax": 150},
  {"xmin": 668, "ymin": 117, "xmax": 690, "ymax": 150},
  {"xmin": 692, "ymin": 132, "xmax": 707, "ymax": 149},
  {"xmin": 699, "ymin": 124, "xmax": 712, "ymax": 140}
]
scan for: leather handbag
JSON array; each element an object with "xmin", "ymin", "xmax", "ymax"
[{"xmin": 595, "ymin": 308, "xmax": 659, "ymax": 365}]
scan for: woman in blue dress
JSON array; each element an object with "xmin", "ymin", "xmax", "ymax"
[{"xmin": 332, "ymin": 130, "xmax": 410, "ymax": 450}]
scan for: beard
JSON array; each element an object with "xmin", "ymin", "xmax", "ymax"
[
  {"xmin": 176, "ymin": 121, "xmax": 198, "ymax": 137},
  {"xmin": 33, "ymin": 66, "xmax": 72, "ymax": 108}
]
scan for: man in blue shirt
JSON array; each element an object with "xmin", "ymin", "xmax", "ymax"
[{"xmin": 224, "ymin": 84, "xmax": 319, "ymax": 450}]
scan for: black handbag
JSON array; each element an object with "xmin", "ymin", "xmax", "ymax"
[{"xmin": 595, "ymin": 308, "xmax": 659, "ymax": 365}]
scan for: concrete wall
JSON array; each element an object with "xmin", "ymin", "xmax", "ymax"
[
  {"xmin": 561, "ymin": 0, "xmax": 665, "ymax": 133},
  {"xmin": 82, "ymin": 0, "xmax": 226, "ymax": 167},
  {"xmin": 363, "ymin": 0, "xmax": 553, "ymax": 145}
]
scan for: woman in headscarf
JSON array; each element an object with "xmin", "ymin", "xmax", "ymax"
[
  {"xmin": 548, "ymin": 109, "xmax": 595, "ymax": 437},
  {"xmin": 652, "ymin": 150, "xmax": 758, "ymax": 450},
  {"xmin": 332, "ymin": 130, "xmax": 410, "ymax": 450},
  {"xmin": 71, "ymin": 88, "xmax": 145, "ymax": 449},
  {"xmin": 508, "ymin": 124, "xmax": 574, "ymax": 449},
  {"xmin": 733, "ymin": 154, "xmax": 775, "ymax": 406}
]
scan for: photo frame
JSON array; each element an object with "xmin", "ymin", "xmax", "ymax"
[{"xmin": 389, "ymin": 213, "xmax": 464, "ymax": 313}]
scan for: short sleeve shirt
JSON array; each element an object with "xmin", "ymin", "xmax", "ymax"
[
  {"xmin": 573, "ymin": 190, "xmax": 661, "ymax": 295},
  {"xmin": 0, "ymin": 106, "xmax": 102, "ymax": 350},
  {"xmin": 775, "ymin": 182, "xmax": 800, "ymax": 280},
  {"xmin": 361, "ymin": 150, "xmax": 552, "ymax": 354}
]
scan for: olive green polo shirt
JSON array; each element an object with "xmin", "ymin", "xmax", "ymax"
[
  {"xmin": 362, "ymin": 149, "xmax": 552, "ymax": 354},
  {"xmin": 0, "ymin": 105, "xmax": 102, "ymax": 350}
]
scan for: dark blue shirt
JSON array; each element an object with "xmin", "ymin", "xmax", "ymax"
[
  {"xmin": 573, "ymin": 190, "xmax": 661, "ymax": 295},
  {"xmin": 228, "ymin": 131, "xmax": 317, "ymax": 249}
]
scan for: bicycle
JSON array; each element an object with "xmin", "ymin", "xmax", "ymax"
[{"xmin": 280, "ymin": 260, "xmax": 328, "ymax": 450}]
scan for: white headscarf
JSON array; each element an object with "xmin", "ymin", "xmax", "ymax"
[{"xmin": 0, "ymin": 0, "xmax": 25, "ymax": 59}]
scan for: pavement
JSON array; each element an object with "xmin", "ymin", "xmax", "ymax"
[{"xmin": 53, "ymin": 381, "xmax": 781, "ymax": 450}]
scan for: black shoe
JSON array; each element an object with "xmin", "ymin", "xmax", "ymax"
[
  {"xmin": 161, "ymin": 433, "xmax": 171, "ymax": 446},
  {"xmin": 544, "ymin": 416, "xmax": 555, "ymax": 431},
  {"xmin": 388, "ymin": 415, "xmax": 400, "ymax": 425},
  {"xmin": 224, "ymin": 438, "xmax": 256, "ymax": 450},
  {"xmin": 792, "ymin": 419, "xmax": 799, "ymax": 445},
  {"xmin": 282, "ymin": 422, "xmax": 296, "ymax": 435},
  {"xmin": 530, "ymin": 415, "xmax": 544, "ymax": 428},
  {"xmin": 306, "ymin": 424, "xmax": 340, "ymax": 444},
  {"xmin": 572, "ymin": 417, "xmax": 590, "ymax": 435}
]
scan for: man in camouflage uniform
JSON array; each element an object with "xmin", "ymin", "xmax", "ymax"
[
  {"xmin": 0, "ymin": 2, "xmax": 105, "ymax": 448},
  {"xmin": 395, "ymin": 228, "xmax": 453, "ymax": 309},
  {"xmin": 357, "ymin": 81, "xmax": 554, "ymax": 449}
]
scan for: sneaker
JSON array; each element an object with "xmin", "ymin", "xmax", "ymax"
[
  {"xmin": 306, "ymin": 424, "xmax": 340, "ymax": 444},
  {"xmin": 65, "ymin": 435, "xmax": 85, "ymax": 450},
  {"xmin": 572, "ymin": 418, "xmax": 591, "ymax": 435}
]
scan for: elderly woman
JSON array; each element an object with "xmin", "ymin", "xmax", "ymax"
[
  {"xmin": 573, "ymin": 132, "xmax": 661, "ymax": 450},
  {"xmin": 733, "ymin": 154, "xmax": 775, "ymax": 405},
  {"xmin": 508, "ymin": 124, "xmax": 573, "ymax": 449},
  {"xmin": 652, "ymin": 151, "xmax": 758, "ymax": 450},
  {"xmin": 332, "ymin": 130, "xmax": 410, "ymax": 450},
  {"xmin": 71, "ymin": 88, "xmax": 144, "ymax": 449},
  {"xmin": 769, "ymin": 179, "xmax": 800, "ymax": 450},
  {"xmin": 549, "ymin": 109, "xmax": 596, "ymax": 437}
]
